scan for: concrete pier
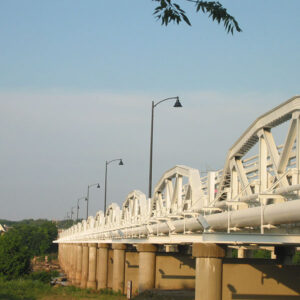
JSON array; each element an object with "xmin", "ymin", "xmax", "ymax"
[
  {"xmin": 136, "ymin": 244, "xmax": 157, "ymax": 293},
  {"xmin": 97, "ymin": 243, "xmax": 109, "ymax": 290},
  {"xmin": 75, "ymin": 244, "xmax": 83, "ymax": 286},
  {"xmin": 112, "ymin": 244, "xmax": 126, "ymax": 293},
  {"xmin": 193, "ymin": 243, "xmax": 225, "ymax": 300},
  {"xmin": 80, "ymin": 243, "xmax": 89, "ymax": 288},
  {"xmin": 87, "ymin": 243, "xmax": 97, "ymax": 289},
  {"xmin": 71, "ymin": 244, "xmax": 77, "ymax": 284}
]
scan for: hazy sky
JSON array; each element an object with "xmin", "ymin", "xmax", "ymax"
[{"xmin": 1, "ymin": 0, "xmax": 299, "ymax": 220}]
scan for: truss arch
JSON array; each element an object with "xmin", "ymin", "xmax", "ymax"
[
  {"xmin": 215, "ymin": 96, "xmax": 300, "ymax": 209},
  {"xmin": 105, "ymin": 203, "xmax": 121, "ymax": 228},
  {"xmin": 151, "ymin": 165, "xmax": 205, "ymax": 217},
  {"xmin": 121, "ymin": 190, "xmax": 148, "ymax": 225}
]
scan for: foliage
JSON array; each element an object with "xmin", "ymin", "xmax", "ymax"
[
  {"xmin": 0, "ymin": 277, "xmax": 126, "ymax": 300},
  {"xmin": 0, "ymin": 231, "xmax": 31, "ymax": 279},
  {"xmin": 12, "ymin": 221, "xmax": 58, "ymax": 256},
  {"xmin": 153, "ymin": 0, "xmax": 242, "ymax": 34},
  {"xmin": 0, "ymin": 220, "xmax": 58, "ymax": 278},
  {"xmin": 0, "ymin": 277, "xmax": 50, "ymax": 300},
  {"xmin": 253, "ymin": 249, "xmax": 271, "ymax": 259},
  {"xmin": 0, "ymin": 219, "xmax": 17, "ymax": 227},
  {"xmin": 293, "ymin": 251, "xmax": 300, "ymax": 264},
  {"xmin": 56, "ymin": 219, "xmax": 76, "ymax": 230},
  {"xmin": 231, "ymin": 249, "xmax": 271, "ymax": 259}
]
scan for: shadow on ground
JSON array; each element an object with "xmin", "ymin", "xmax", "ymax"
[{"xmin": 133, "ymin": 290, "xmax": 194, "ymax": 300}]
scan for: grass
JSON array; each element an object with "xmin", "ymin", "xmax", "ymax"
[{"xmin": 0, "ymin": 276, "xmax": 126, "ymax": 300}]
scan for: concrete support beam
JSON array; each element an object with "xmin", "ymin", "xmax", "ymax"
[
  {"xmin": 75, "ymin": 244, "xmax": 83, "ymax": 286},
  {"xmin": 112, "ymin": 244, "xmax": 127, "ymax": 293},
  {"xmin": 80, "ymin": 243, "xmax": 89, "ymax": 289},
  {"xmin": 193, "ymin": 243, "xmax": 225, "ymax": 300},
  {"xmin": 136, "ymin": 244, "xmax": 157, "ymax": 293},
  {"xmin": 87, "ymin": 243, "xmax": 97, "ymax": 289},
  {"xmin": 97, "ymin": 243, "xmax": 109, "ymax": 290}
]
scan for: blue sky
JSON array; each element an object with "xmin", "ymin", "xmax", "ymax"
[
  {"xmin": 0, "ymin": 1, "xmax": 299, "ymax": 220},
  {"xmin": 1, "ymin": 0, "xmax": 299, "ymax": 93}
]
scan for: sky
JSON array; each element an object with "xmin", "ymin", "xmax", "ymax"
[{"xmin": 0, "ymin": 0, "xmax": 299, "ymax": 220}]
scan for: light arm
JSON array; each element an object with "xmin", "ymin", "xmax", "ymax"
[
  {"xmin": 154, "ymin": 96, "xmax": 179, "ymax": 107},
  {"xmin": 107, "ymin": 158, "xmax": 122, "ymax": 165}
]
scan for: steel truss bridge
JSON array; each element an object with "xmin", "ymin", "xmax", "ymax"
[{"xmin": 57, "ymin": 96, "xmax": 300, "ymax": 246}]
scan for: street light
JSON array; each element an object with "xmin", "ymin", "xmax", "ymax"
[
  {"xmin": 85, "ymin": 183, "xmax": 101, "ymax": 219},
  {"xmin": 76, "ymin": 196, "xmax": 86, "ymax": 222},
  {"xmin": 70, "ymin": 206, "xmax": 75, "ymax": 221},
  {"xmin": 148, "ymin": 96, "xmax": 183, "ymax": 198},
  {"xmin": 104, "ymin": 159, "xmax": 124, "ymax": 213}
]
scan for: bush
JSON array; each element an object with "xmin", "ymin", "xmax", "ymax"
[
  {"xmin": 0, "ymin": 231, "xmax": 31, "ymax": 279},
  {"xmin": 0, "ymin": 220, "xmax": 58, "ymax": 279}
]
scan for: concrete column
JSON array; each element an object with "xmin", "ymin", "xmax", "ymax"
[
  {"xmin": 226, "ymin": 247, "xmax": 233, "ymax": 258},
  {"xmin": 80, "ymin": 243, "xmax": 89, "ymax": 288},
  {"xmin": 66, "ymin": 244, "xmax": 72, "ymax": 281},
  {"xmin": 112, "ymin": 244, "xmax": 127, "ymax": 293},
  {"xmin": 87, "ymin": 243, "xmax": 97, "ymax": 289},
  {"xmin": 193, "ymin": 243, "xmax": 225, "ymax": 300},
  {"xmin": 61, "ymin": 244, "xmax": 66, "ymax": 272},
  {"xmin": 136, "ymin": 244, "xmax": 157, "ymax": 292},
  {"xmin": 71, "ymin": 244, "xmax": 77, "ymax": 285},
  {"xmin": 75, "ymin": 244, "xmax": 83, "ymax": 286},
  {"xmin": 238, "ymin": 247, "xmax": 245, "ymax": 258},
  {"xmin": 59, "ymin": 244, "xmax": 63, "ymax": 270},
  {"xmin": 66, "ymin": 244, "xmax": 71, "ymax": 278},
  {"xmin": 97, "ymin": 243, "xmax": 109, "ymax": 290},
  {"xmin": 63, "ymin": 244, "xmax": 68, "ymax": 273},
  {"xmin": 238, "ymin": 248, "xmax": 254, "ymax": 258},
  {"xmin": 58, "ymin": 243, "xmax": 61, "ymax": 266},
  {"xmin": 69, "ymin": 244, "xmax": 73, "ymax": 282}
]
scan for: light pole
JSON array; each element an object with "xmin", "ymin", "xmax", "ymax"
[
  {"xmin": 85, "ymin": 183, "xmax": 100, "ymax": 219},
  {"xmin": 104, "ymin": 159, "xmax": 124, "ymax": 213},
  {"xmin": 148, "ymin": 96, "xmax": 182, "ymax": 199},
  {"xmin": 70, "ymin": 206, "xmax": 75, "ymax": 221},
  {"xmin": 77, "ymin": 196, "xmax": 86, "ymax": 222}
]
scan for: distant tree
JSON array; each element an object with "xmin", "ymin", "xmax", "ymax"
[
  {"xmin": 153, "ymin": 0, "xmax": 242, "ymax": 34},
  {"xmin": 56, "ymin": 219, "xmax": 75, "ymax": 230},
  {"xmin": 13, "ymin": 221, "xmax": 58, "ymax": 256},
  {"xmin": 0, "ymin": 230, "xmax": 31, "ymax": 278}
]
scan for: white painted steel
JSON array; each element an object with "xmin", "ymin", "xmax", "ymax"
[{"xmin": 56, "ymin": 96, "xmax": 300, "ymax": 245}]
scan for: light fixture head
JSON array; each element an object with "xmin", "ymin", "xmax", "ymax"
[
  {"xmin": 119, "ymin": 159, "xmax": 124, "ymax": 166},
  {"xmin": 173, "ymin": 97, "xmax": 182, "ymax": 108}
]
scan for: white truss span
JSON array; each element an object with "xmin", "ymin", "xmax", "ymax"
[{"xmin": 57, "ymin": 96, "xmax": 300, "ymax": 244}]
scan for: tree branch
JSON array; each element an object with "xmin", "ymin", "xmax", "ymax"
[{"xmin": 152, "ymin": 0, "xmax": 242, "ymax": 34}]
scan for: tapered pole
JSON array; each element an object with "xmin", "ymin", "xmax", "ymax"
[
  {"xmin": 148, "ymin": 101, "xmax": 154, "ymax": 199},
  {"xmin": 86, "ymin": 186, "xmax": 90, "ymax": 220},
  {"xmin": 77, "ymin": 200, "xmax": 79, "ymax": 222},
  {"xmin": 104, "ymin": 161, "xmax": 108, "ymax": 213}
]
